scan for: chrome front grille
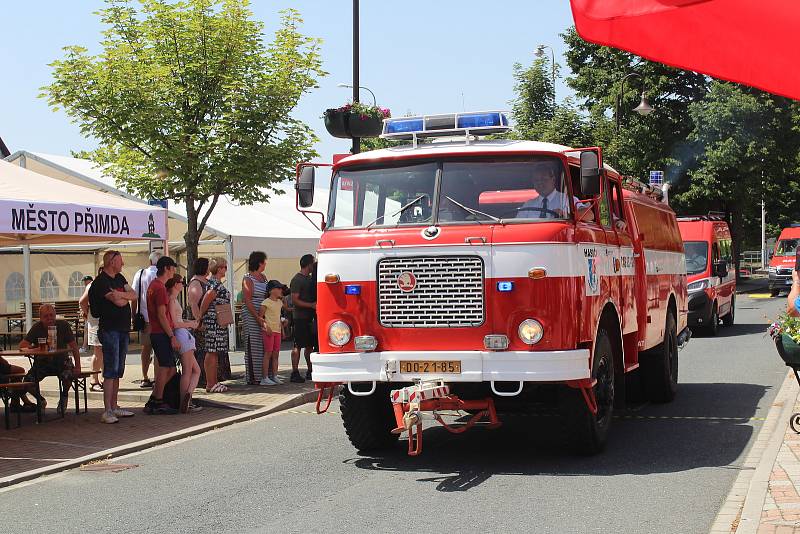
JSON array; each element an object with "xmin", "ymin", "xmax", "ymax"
[
  {"xmin": 778, "ymin": 267, "xmax": 793, "ymax": 276},
  {"xmin": 378, "ymin": 256, "xmax": 484, "ymax": 328}
]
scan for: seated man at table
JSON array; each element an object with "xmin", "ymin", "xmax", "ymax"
[
  {"xmin": 0, "ymin": 355, "xmax": 37, "ymax": 412},
  {"xmin": 19, "ymin": 304, "xmax": 80, "ymax": 413}
]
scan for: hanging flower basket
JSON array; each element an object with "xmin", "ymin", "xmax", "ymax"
[
  {"xmin": 776, "ymin": 334, "xmax": 800, "ymax": 366},
  {"xmin": 324, "ymin": 109, "xmax": 351, "ymax": 138},
  {"xmin": 323, "ymin": 103, "xmax": 391, "ymax": 139},
  {"xmin": 348, "ymin": 114, "xmax": 384, "ymax": 138}
]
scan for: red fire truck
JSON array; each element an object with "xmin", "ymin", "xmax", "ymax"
[{"xmin": 296, "ymin": 111, "xmax": 690, "ymax": 455}]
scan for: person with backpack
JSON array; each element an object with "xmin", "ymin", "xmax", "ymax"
[{"xmin": 131, "ymin": 251, "xmax": 162, "ymax": 389}]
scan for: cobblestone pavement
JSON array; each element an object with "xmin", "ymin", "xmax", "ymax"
[{"xmin": 758, "ymin": 402, "xmax": 800, "ymax": 533}]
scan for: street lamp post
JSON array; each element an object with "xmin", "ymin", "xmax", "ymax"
[
  {"xmin": 615, "ymin": 72, "xmax": 653, "ymax": 133},
  {"xmin": 352, "ymin": 0, "xmax": 360, "ymax": 154},
  {"xmin": 337, "ymin": 83, "xmax": 376, "ymax": 106},
  {"xmin": 535, "ymin": 44, "xmax": 556, "ymax": 101}
]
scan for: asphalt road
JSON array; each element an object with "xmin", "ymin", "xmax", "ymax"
[{"xmin": 0, "ymin": 293, "xmax": 789, "ymax": 533}]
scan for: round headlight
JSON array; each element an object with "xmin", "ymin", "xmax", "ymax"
[
  {"xmin": 518, "ymin": 319, "xmax": 544, "ymax": 345},
  {"xmin": 328, "ymin": 321, "xmax": 351, "ymax": 347}
]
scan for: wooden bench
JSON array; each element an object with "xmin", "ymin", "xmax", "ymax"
[{"xmin": 0, "ymin": 373, "xmax": 39, "ymax": 429}]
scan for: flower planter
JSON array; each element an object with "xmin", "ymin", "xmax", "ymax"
[
  {"xmin": 776, "ymin": 334, "xmax": 800, "ymax": 366},
  {"xmin": 324, "ymin": 110, "xmax": 351, "ymax": 139},
  {"xmin": 347, "ymin": 114, "xmax": 383, "ymax": 138}
]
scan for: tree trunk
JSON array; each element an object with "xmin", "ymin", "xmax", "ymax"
[{"xmin": 184, "ymin": 197, "xmax": 200, "ymax": 278}]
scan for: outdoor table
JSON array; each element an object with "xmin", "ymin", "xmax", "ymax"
[{"xmin": 0, "ymin": 348, "xmax": 71, "ymax": 423}]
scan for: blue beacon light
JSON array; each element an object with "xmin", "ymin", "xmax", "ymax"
[
  {"xmin": 344, "ymin": 285, "xmax": 361, "ymax": 295},
  {"xmin": 497, "ymin": 281, "xmax": 514, "ymax": 292}
]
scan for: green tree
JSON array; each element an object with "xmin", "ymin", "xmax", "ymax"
[
  {"xmin": 43, "ymin": 0, "xmax": 326, "ymax": 268},
  {"xmin": 675, "ymin": 82, "xmax": 800, "ymax": 261},
  {"xmin": 510, "ymin": 53, "xmax": 593, "ymax": 148}
]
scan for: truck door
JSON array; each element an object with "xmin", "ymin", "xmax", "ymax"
[{"xmin": 608, "ymin": 180, "xmax": 637, "ymax": 337}]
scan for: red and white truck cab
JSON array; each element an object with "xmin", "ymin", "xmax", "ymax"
[
  {"xmin": 678, "ymin": 215, "xmax": 736, "ymax": 335},
  {"xmin": 769, "ymin": 225, "xmax": 800, "ymax": 296},
  {"xmin": 297, "ymin": 111, "xmax": 690, "ymax": 455}
]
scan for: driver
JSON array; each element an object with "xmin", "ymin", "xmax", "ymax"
[{"xmin": 516, "ymin": 162, "xmax": 582, "ymax": 219}]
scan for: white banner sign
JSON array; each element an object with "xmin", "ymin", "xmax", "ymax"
[{"xmin": 0, "ymin": 200, "xmax": 167, "ymax": 240}]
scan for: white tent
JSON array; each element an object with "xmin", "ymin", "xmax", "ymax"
[
  {"xmin": 5, "ymin": 151, "xmax": 328, "ymax": 284},
  {"xmin": 0, "ymin": 160, "xmax": 168, "ymax": 328}
]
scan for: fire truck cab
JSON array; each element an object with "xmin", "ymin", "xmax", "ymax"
[
  {"xmin": 769, "ymin": 225, "xmax": 800, "ymax": 296},
  {"xmin": 297, "ymin": 112, "xmax": 689, "ymax": 455},
  {"xmin": 678, "ymin": 215, "xmax": 735, "ymax": 335}
]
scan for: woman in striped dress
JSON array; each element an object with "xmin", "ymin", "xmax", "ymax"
[{"xmin": 242, "ymin": 251, "xmax": 268, "ymax": 384}]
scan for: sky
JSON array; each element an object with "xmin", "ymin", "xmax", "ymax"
[{"xmin": 0, "ymin": 0, "xmax": 576, "ymax": 164}]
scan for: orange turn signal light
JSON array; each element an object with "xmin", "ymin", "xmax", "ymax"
[
  {"xmin": 528, "ymin": 268, "xmax": 547, "ymax": 280},
  {"xmin": 324, "ymin": 273, "xmax": 340, "ymax": 284}
]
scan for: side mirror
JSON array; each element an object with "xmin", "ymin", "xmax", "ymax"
[
  {"xmin": 714, "ymin": 260, "xmax": 728, "ymax": 278},
  {"xmin": 580, "ymin": 151, "xmax": 601, "ymax": 197},
  {"xmin": 296, "ymin": 166, "xmax": 315, "ymax": 208}
]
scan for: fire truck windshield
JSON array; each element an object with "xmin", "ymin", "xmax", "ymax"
[
  {"xmin": 775, "ymin": 239, "xmax": 798, "ymax": 257},
  {"xmin": 327, "ymin": 157, "xmax": 572, "ymax": 229},
  {"xmin": 683, "ymin": 241, "xmax": 709, "ymax": 275}
]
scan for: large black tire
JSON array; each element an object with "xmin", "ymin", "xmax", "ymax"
[
  {"xmin": 642, "ymin": 312, "xmax": 678, "ymax": 403},
  {"xmin": 771, "ymin": 288, "xmax": 781, "ymax": 297},
  {"xmin": 704, "ymin": 303, "xmax": 719, "ymax": 336},
  {"xmin": 339, "ymin": 384, "xmax": 399, "ymax": 452},
  {"xmin": 558, "ymin": 329, "xmax": 615, "ymax": 455},
  {"xmin": 721, "ymin": 296, "xmax": 735, "ymax": 327}
]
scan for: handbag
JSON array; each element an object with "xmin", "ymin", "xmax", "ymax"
[
  {"xmin": 132, "ymin": 269, "xmax": 147, "ymax": 331},
  {"xmin": 215, "ymin": 302, "xmax": 234, "ymax": 327}
]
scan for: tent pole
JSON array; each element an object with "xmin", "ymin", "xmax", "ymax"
[
  {"xmin": 23, "ymin": 243, "xmax": 32, "ymax": 331},
  {"xmin": 225, "ymin": 236, "xmax": 236, "ymax": 351}
]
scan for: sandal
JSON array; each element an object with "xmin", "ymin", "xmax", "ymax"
[
  {"xmin": 180, "ymin": 392, "xmax": 191, "ymax": 414},
  {"xmin": 207, "ymin": 383, "xmax": 228, "ymax": 393},
  {"xmin": 90, "ymin": 383, "xmax": 103, "ymax": 392}
]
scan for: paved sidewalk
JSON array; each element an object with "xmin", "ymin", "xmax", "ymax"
[
  {"xmin": 0, "ymin": 349, "xmax": 318, "ymax": 487},
  {"xmin": 758, "ymin": 394, "xmax": 800, "ymax": 533},
  {"xmin": 711, "ymin": 370, "xmax": 800, "ymax": 533}
]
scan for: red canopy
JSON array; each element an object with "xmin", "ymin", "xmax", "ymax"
[{"xmin": 570, "ymin": 0, "xmax": 800, "ymax": 100}]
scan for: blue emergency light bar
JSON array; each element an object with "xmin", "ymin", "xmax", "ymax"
[{"xmin": 382, "ymin": 111, "xmax": 511, "ymax": 141}]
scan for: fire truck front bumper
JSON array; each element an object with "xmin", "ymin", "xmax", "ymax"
[{"xmin": 310, "ymin": 349, "xmax": 591, "ymax": 383}]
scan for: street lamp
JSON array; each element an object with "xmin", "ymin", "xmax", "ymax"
[
  {"xmin": 337, "ymin": 83, "xmax": 377, "ymax": 107},
  {"xmin": 535, "ymin": 44, "xmax": 556, "ymax": 100},
  {"xmin": 615, "ymin": 72, "xmax": 654, "ymax": 133}
]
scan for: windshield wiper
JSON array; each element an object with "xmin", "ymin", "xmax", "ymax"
[
  {"xmin": 365, "ymin": 193, "xmax": 429, "ymax": 230},
  {"xmin": 443, "ymin": 196, "xmax": 503, "ymax": 225}
]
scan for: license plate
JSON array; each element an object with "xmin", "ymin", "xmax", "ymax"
[{"xmin": 399, "ymin": 360, "xmax": 461, "ymax": 374}]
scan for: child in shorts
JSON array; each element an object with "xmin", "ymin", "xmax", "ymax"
[{"xmin": 259, "ymin": 280, "xmax": 287, "ymax": 386}]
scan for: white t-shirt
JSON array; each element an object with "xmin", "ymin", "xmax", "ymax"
[
  {"xmin": 132, "ymin": 265, "xmax": 158, "ymax": 322},
  {"xmin": 517, "ymin": 189, "xmax": 581, "ymax": 219}
]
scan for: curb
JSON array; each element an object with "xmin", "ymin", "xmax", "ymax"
[
  {"xmin": 0, "ymin": 388, "xmax": 319, "ymax": 489},
  {"xmin": 709, "ymin": 370, "xmax": 799, "ymax": 533}
]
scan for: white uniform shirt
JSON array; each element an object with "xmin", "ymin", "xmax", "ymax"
[
  {"xmin": 132, "ymin": 265, "xmax": 158, "ymax": 322},
  {"xmin": 517, "ymin": 189, "xmax": 579, "ymax": 219}
]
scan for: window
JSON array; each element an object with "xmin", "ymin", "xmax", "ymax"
[
  {"xmin": 329, "ymin": 163, "xmax": 436, "ymax": 228},
  {"xmin": 40, "ymin": 271, "xmax": 60, "ymax": 301},
  {"xmin": 599, "ymin": 178, "xmax": 612, "ymax": 228},
  {"xmin": 684, "ymin": 241, "xmax": 709, "ymax": 275},
  {"xmin": 5, "ymin": 272, "xmax": 24, "ymax": 304},
  {"xmin": 68, "ymin": 271, "xmax": 85, "ymax": 298}
]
